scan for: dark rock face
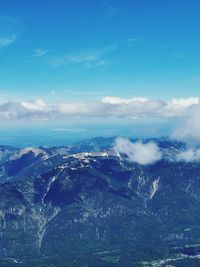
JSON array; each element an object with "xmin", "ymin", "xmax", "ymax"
[{"xmin": 0, "ymin": 139, "xmax": 200, "ymax": 264}]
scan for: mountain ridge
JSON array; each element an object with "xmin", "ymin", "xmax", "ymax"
[{"xmin": 0, "ymin": 137, "xmax": 200, "ymax": 266}]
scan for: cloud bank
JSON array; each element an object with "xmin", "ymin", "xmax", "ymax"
[{"xmin": 0, "ymin": 96, "xmax": 199, "ymax": 121}]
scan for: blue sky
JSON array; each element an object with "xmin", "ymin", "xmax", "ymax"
[
  {"xmin": 0, "ymin": 0, "xmax": 200, "ymax": 145},
  {"xmin": 1, "ymin": 0, "xmax": 200, "ymax": 100}
]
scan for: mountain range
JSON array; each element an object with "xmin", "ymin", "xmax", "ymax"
[{"xmin": 0, "ymin": 137, "xmax": 200, "ymax": 266}]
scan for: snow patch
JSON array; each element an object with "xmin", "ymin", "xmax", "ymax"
[{"xmin": 150, "ymin": 177, "xmax": 160, "ymax": 199}]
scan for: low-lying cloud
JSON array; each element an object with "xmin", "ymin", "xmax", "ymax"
[
  {"xmin": 171, "ymin": 104, "xmax": 200, "ymax": 146},
  {"xmin": 115, "ymin": 137, "xmax": 200, "ymax": 165},
  {"xmin": 115, "ymin": 137, "xmax": 162, "ymax": 165},
  {"xmin": 176, "ymin": 148, "xmax": 200, "ymax": 163}
]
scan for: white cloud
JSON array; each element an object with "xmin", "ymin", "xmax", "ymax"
[
  {"xmin": 0, "ymin": 100, "xmax": 52, "ymax": 121},
  {"xmin": 115, "ymin": 137, "xmax": 162, "ymax": 165},
  {"xmin": 58, "ymin": 102, "xmax": 89, "ymax": 116},
  {"xmin": 171, "ymin": 104, "xmax": 200, "ymax": 146},
  {"xmin": 0, "ymin": 96, "xmax": 199, "ymax": 123},
  {"xmin": 0, "ymin": 35, "xmax": 16, "ymax": 48},
  {"xmin": 21, "ymin": 99, "xmax": 49, "ymax": 112},
  {"xmin": 171, "ymin": 97, "xmax": 199, "ymax": 107},
  {"xmin": 165, "ymin": 97, "xmax": 200, "ymax": 117},
  {"xmin": 176, "ymin": 148, "xmax": 200, "ymax": 163},
  {"xmin": 101, "ymin": 96, "xmax": 148, "ymax": 104},
  {"xmin": 115, "ymin": 137, "xmax": 200, "ymax": 164},
  {"xmin": 100, "ymin": 96, "xmax": 200, "ymax": 119}
]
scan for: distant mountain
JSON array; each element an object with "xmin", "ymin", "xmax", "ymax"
[{"xmin": 0, "ymin": 137, "xmax": 200, "ymax": 267}]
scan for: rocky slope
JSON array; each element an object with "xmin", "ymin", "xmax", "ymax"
[{"xmin": 0, "ymin": 138, "xmax": 200, "ymax": 266}]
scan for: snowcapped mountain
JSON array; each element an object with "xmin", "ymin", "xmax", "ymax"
[{"xmin": 0, "ymin": 137, "xmax": 200, "ymax": 266}]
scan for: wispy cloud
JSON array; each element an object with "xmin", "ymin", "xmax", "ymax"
[
  {"xmin": 124, "ymin": 37, "xmax": 146, "ymax": 44},
  {"xmin": 0, "ymin": 34, "xmax": 16, "ymax": 48},
  {"xmin": 47, "ymin": 45, "xmax": 116, "ymax": 68},
  {"xmin": 29, "ymin": 37, "xmax": 145, "ymax": 69},
  {"xmin": 0, "ymin": 15, "xmax": 22, "ymax": 49},
  {"xmin": 66, "ymin": 51, "xmax": 107, "ymax": 68},
  {"xmin": 31, "ymin": 49, "xmax": 49, "ymax": 57},
  {"xmin": 102, "ymin": 0, "xmax": 119, "ymax": 16},
  {"xmin": 171, "ymin": 51, "xmax": 185, "ymax": 60},
  {"xmin": 125, "ymin": 38, "xmax": 138, "ymax": 43}
]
